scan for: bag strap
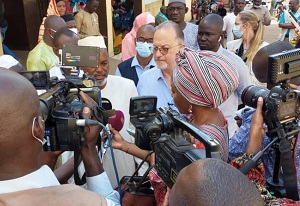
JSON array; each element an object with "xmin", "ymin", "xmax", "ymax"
[
  {"xmin": 134, "ymin": 164, "xmax": 155, "ymax": 192},
  {"xmin": 129, "ymin": 151, "xmax": 154, "ymax": 182}
]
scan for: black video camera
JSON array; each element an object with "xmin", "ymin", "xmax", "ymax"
[
  {"xmin": 240, "ymin": 48, "xmax": 300, "ymax": 200},
  {"xmin": 241, "ymin": 48, "xmax": 300, "ymax": 138},
  {"xmin": 129, "ymin": 96, "xmax": 221, "ymax": 188},
  {"xmin": 21, "ymin": 45, "xmax": 110, "ymax": 152}
]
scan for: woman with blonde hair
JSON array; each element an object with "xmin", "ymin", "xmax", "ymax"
[{"xmin": 227, "ymin": 10, "xmax": 268, "ymax": 87}]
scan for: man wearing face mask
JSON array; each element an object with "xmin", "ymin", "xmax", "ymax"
[
  {"xmin": 27, "ymin": 15, "xmax": 67, "ymax": 71},
  {"xmin": 115, "ymin": 25, "xmax": 156, "ymax": 86},
  {"xmin": 244, "ymin": 0, "xmax": 271, "ymax": 26}
]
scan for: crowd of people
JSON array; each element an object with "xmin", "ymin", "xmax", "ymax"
[{"xmin": 1, "ymin": 0, "xmax": 300, "ymax": 205}]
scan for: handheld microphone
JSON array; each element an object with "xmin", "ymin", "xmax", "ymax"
[{"xmin": 108, "ymin": 110, "xmax": 125, "ymax": 132}]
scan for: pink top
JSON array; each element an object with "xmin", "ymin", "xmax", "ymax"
[{"xmin": 121, "ymin": 12, "xmax": 155, "ymax": 61}]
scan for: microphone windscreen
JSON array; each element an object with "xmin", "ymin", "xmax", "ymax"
[{"xmin": 108, "ymin": 110, "xmax": 125, "ymax": 131}]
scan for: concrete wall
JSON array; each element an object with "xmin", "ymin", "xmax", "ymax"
[{"xmin": 145, "ymin": 0, "xmax": 163, "ymax": 17}]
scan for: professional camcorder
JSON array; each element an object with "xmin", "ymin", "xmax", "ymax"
[
  {"xmin": 129, "ymin": 96, "xmax": 221, "ymax": 188},
  {"xmin": 21, "ymin": 45, "xmax": 111, "ymax": 152},
  {"xmin": 240, "ymin": 48, "xmax": 300, "ymax": 200}
]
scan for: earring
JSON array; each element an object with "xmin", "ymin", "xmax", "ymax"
[
  {"xmin": 219, "ymin": 36, "xmax": 222, "ymax": 42},
  {"xmin": 188, "ymin": 104, "xmax": 193, "ymax": 113}
]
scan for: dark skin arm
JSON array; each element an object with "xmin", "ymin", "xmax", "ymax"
[{"xmin": 246, "ymin": 97, "xmax": 265, "ymax": 154}]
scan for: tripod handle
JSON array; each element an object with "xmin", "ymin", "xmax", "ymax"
[{"xmin": 239, "ymin": 151, "xmax": 263, "ymax": 174}]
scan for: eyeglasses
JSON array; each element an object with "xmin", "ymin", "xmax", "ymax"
[
  {"xmin": 167, "ymin": 7, "xmax": 185, "ymax": 13},
  {"xmin": 136, "ymin": 37, "xmax": 153, "ymax": 44},
  {"xmin": 153, "ymin": 44, "xmax": 181, "ymax": 55}
]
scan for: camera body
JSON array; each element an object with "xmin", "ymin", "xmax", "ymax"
[
  {"xmin": 242, "ymin": 85, "xmax": 300, "ymax": 125},
  {"xmin": 129, "ymin": 96, "xmax": 221, "ymax": 188},
  {"xmin": 242, "ymin": 48, "xmax": 300, "ymax": 138},
  {"xmin": 39, "ymin": 78, "xmax": 106, "ymax": 151},
  {"xmin": 21, "ymin": 45, "xmax": 108, "ymax": 152}
]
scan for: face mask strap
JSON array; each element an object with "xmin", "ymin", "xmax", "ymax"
[{"xmin": 32, "ymin": 117, "xmax": 44, "ymax": 145}]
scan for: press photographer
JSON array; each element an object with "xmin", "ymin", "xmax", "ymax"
[{"xmin": 229, "ymin": 41, "xmax": 300, "ymax": 201}]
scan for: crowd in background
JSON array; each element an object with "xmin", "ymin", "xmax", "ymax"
[{"xmin": 0, "ymin": 0, "xmax": 300, "ymax": 205}]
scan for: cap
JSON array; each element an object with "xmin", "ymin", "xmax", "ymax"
[
  {"xmin": 78, "ymin": 36, "xmax": 106, "ymax": 48},
  {"xmin": 168, "ymin": 0, "xmax": 186, "ymax": 5}
]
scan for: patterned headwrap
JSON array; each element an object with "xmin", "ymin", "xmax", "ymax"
[{"xmin": 173, "ymin": 48, "xmax": 239, "ymax": 108}]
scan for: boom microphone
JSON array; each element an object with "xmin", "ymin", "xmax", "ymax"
[{"xmin": 108, "ymin": 110, "xmax": 124, "ymax": 131}]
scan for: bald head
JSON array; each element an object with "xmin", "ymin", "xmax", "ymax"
[
  {"xmin": 0, "ymin": 68, "xmax": 40, "ymax": 136},
  {"xmin": 44, "ymin": 15, "xmax": 67, "ymax": 47},
  {"xmin": 136, "ymin": 24, "xmax": 156, "ymax": 38},
  {"xmin": 169, "ymin": 158, "xmax": 264, "ymax": 206},
  {"xmin": 0, "ymin": 69, "xmax": 43, "ymax": 175},
  {"xmin": 201, "ymin": 14, "xmax": 223, "ymax": 32},
  {"xmin": 44, "ymin": 15, "xmax": 66, "ymax": 31}
]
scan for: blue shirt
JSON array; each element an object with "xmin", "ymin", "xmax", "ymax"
[
  {"xmin": 229, "ymin": 108, "xmax": 276, "ymax": 179},
  {"xmin": 137, "ymin": 68, "xmax": 177, "ymax": 110},
  {"xmin": 115, "ymin": 55, "xmax": 157, "ymax": 79},
  {"xmin": 279, "ymin": 10, "xmax": 300, "ymax": 36}
]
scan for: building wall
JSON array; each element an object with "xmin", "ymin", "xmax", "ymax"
[{"xmin": 145, "ymin": 0, "xmax": 163, "ymax": 17}]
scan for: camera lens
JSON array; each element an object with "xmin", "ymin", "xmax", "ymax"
[{"xmin": 242, "ymin": 85, "xmax": 269, "ymax": 108}]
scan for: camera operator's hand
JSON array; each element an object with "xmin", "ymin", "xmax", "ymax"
[
  {"xmin": 108, "ymin": 124, "xmax": 127, "ymax": 150},
  {"xmin": 81, "ymin": 107, "xmax": 104, "ymax": 177},
  {"xmin": 79, "ymin": 90, "xmax": 98, "ymax": 108},
  {"xmin": 246, "ymin": 97, "xmax": 266, "ymax": 154},
  {"xmin": 109, "ymin": 125, "xmax": 153, "ymax": 163}
]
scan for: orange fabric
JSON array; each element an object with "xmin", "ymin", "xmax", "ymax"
[{"xmin": 38, "ymin": 0, "xmax": 60, "ymax": 43}]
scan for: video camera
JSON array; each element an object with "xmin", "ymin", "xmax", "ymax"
[
  {"xmin": 240, "ymin": 48, "xmax": 300, "ymax": 200},
  {"xmin": 241, "ymin": 48, "xmax": 300, "ymax": 138},
  {"xmin": 21, "ymin": 45, "xmax": 110, "ymax": 152},
  {"xmin": 129, "ymin": 96, "xmax": 221, "ymax": 188}
]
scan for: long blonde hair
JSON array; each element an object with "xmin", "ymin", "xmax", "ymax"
[{"xmin": 239, "ymin": 10, "xmax": 264, "ymax": 65}]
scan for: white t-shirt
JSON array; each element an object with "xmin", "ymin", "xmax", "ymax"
[{"xmin": 223, "ymin": 13, "xmax": 236, "ymax": 43}]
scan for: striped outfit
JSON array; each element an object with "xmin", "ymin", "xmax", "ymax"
[{"xmin": 38, "ymin": 0, "xmax": 60, "ymax": 43}]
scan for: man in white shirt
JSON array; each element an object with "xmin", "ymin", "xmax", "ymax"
[
  {"xmin": 77, "ymin": 36, "xmax": 144, "ymax": 187},
  {"xmin": 0, "ymin": 68, "xmax": 120, "ymax": 206},
  {"xmin": 223, "ymin": 0, "xmax": 246, "ymax": 42}
]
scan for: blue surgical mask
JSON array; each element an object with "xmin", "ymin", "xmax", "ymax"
[
  {"xmin": 232, "ymin": 25, "xmax": 243, "ymax": 39},
  {"xmin": 136, "ymin": 42, "xmax": 153, "ymax": 58}
]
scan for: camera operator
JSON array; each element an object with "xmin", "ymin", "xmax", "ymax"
[
  {"xmin": 164, "ymin": 97, "xmax": 299, "ymax": 205},
  {"xmin": 0, "ymin": 68, "xmax": 120, "ymax": 206},
  {"xmin": 109, "ymin": 48, "xmax": 239, "ymax": 205},
  {"xmin": 229, "ymin": 41, "xmax": 300, "ymax": 183}
]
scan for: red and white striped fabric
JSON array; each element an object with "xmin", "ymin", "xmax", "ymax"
[{"xmin": 174, "ymin": 47, "xmax": 239, "ymax": 109}]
